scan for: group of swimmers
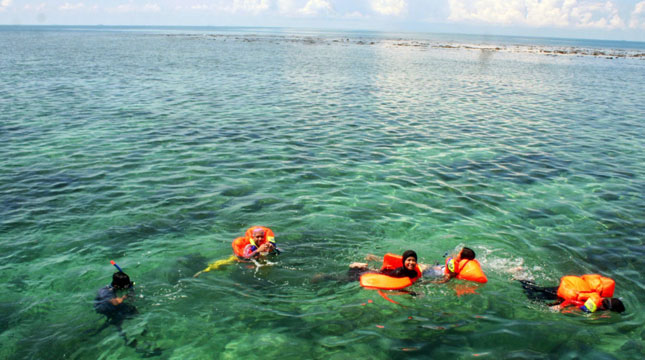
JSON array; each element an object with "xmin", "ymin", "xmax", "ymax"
[{"xmin": 95, "ymin": 225, "xmax": 626, "ymax": 324}]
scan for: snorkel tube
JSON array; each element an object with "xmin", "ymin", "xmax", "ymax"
[{"xmin": 110, "ymin": 260, "xmax": 124, "ymax": 273}]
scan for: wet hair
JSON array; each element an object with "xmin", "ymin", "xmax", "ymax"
[
  {"xmin": 111, "ymin": 272, "xmax": 132, "ymax": 289},
  {"xmin": 602, "ymin": 298, "xmax": 625, "ymax": 313},
  {"xmin": 401, "ymin": 250, "xmax": 417, "ymax": 263},
  {"xmin": 460, "ymin": 247, "xmax": 476, "ymax": 260},
  {"xmin": 252, "ymin": 227, "xmax": 265, "ymax": 235}
]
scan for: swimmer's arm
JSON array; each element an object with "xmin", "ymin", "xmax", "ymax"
[
  {"xmin": 429, "ymin": 272, "xmax": 455, "ymax": 284},
  {"xmin": 109, "ymin": 294, "xmax": 128, "ymax": 306},
  {"xmin": 243, "ymin": 243, "xmax": 272, "ymax": 259}
]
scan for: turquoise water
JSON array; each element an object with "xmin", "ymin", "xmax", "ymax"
[{"xmin": 1, "ymin": 26, "xmax": 644, "ymax": 359}]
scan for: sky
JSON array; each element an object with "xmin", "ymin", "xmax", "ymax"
[{"xmin": 1, "ymin": 0, "xmax": 644, "ymax": 41}]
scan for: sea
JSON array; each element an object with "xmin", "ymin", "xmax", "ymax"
[{"xmin": 1, "ymin": 25, "xmax": 644, "ymax": 359}]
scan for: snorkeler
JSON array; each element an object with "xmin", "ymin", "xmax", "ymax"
[
  {"xmin": 519, "ymin": 274, "xmax": 625, "ymax": 313},
  {"xmin": 94, "ymin": 270, "xmax": 137, "ymax": 321},
  {"xmin": 92, "ymin": 263, "xmax": 162, "ymax": 356}
]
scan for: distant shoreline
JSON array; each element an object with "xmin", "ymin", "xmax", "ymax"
[
  {"xmin": 2, "ymin": 24, "xmax": 645, "ymax": 51},
  {"xmin": 5, "ymin": 24, "xmax": 641, "ymax": 59}
]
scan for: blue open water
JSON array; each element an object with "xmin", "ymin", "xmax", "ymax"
[{"xmin": 1, "ymin": 26, "xmax": 644, "ymax": 359}]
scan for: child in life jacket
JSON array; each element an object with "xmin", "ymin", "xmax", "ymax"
[
  {"xmin": 422, "ymin": 247, "xmax": 487, "ymax": 284},
  {"xmin": 519, "ymin": 274, "xmax": 625, "ymax": 313}
]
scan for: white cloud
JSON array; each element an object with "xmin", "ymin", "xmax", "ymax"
[
  {"xmin": 190, "ymin": 4, "xmax": 210, "ymax": 10},
  {"xmin": 371, "ymin": 0, "xmax": 407, "ymax": 16},
  {"xmin": 108, "ymin": 2, "xmax": 161, "ymax": 13},
  {"xmin": 24, "ymin": 3, "xmax": 47, "ymax": 11},
  {"xmin": 298, "ymin": 0, "xmax": 333, "ymax": 16},
  {"xmin": 177, "ymin": 0, "xmax": 270, "ymax": 14},
  {"xmin": 0, "ymin": 0, "xmax": 10, "ymax": 11},
  {"xmin": 448, "ymin": 0, "xmax": 524, "ymax": 25},
  {"xmin": 277, "ymin": 0, "xmax": 296, "ymax": 14},
  {"xmin": 115, "ymin": 4, "xmax": 134, "ymax": 12},
  {"xmin": 1, "ymin": 0, "xmax": 12, "ymax": 12},
  {"xmin": 344, "ymin": 11, "xmax": 367, "ymax": 19},
  {"xmin": 224, "ymin": 0, "xmax": 270, "ymax": 14},
  {"xmin": 60, "ymin": 2, "xmax": 85, "ymax": 11},
  {"xmin": 629, "ymin": 1, "xmax": 645, "ymax": 29},
  {"xmin": 448, "ymin": 0, "xmax": 625, "ymax": 30},
  {"xmin": 570, "ymin": 1, "xmax": 624, "ymax": 29},
  {"xmin": 524, "ymin": 0, "xmax": 573, "ymax": 27},
  {"xmin": 143, "ymin": 3, "xmax": 161, "ymax": 13}
]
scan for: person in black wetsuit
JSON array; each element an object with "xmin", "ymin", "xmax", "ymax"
[
  {"xmin": 518, "ymin": 278, "xmax": 625, "ymax": 313},
  {"xmin": 94, "ymin": 271, "xmax": 137, "ymax": 322},
  {"xmin": 92, "ymin": 271, "xmax": 162, "ymax": 356}
]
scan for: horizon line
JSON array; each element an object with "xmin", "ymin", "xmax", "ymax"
[{"xmin": 3, "ymin": 24, "xmax": 645, "ymax": 45}]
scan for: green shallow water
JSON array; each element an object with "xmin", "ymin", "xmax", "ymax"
[{"xmin": 1, "ymin": 26, "xmax": 644, "ymax": 359}]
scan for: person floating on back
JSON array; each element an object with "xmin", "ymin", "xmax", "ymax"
[
  {"xmin": 519, "ymin": 274, "xmax": 625, "ymax": 313},
  {"xmin": 423, "ymin": 247, "xmax": 488, "ymax": 284},
  {"xmin": 351, "ymin": 250, "xmax": 423, "ymax": 290}
]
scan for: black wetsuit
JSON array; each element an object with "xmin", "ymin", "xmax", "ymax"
[
  {"xmin": 94, "ymin": 285, "xmax": 137, "ymax": 321},
  {"xmin": 518, "ymin": 280, "xmax": 559, "ymax": 302}
]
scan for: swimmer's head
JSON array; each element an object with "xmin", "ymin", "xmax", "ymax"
[
  {"xmin": 459, "ymin": 247, "xmax": 476, "ymax": 260},
  {"xmin": 402, "ymin": 250, "xmax": 418, "ymax": 270},
  {"xmin": 111, "ymin": 272, "xmax": 133, "ymax": 290},
  {"xmin": 602, "ymin": 298, "xmax": 625, "ymax": 313}
]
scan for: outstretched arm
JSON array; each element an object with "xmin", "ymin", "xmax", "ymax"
[{"xmin": 423, "ymin": 271, "xmax": 456, "ymax": 284}]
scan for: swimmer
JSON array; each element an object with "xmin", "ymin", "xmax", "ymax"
[
  {"xmin": 422, "ymin": 247, "xmax": 487, "ymax": 284},
  {"xmin": 518, "ymin": 274, "xmax": 625, "ymax": 313},
  {"xmin": 236, "ymin": 226, "xmax": 278, "ymax": 259},
  {"xmin": 348, "ymin": 250, "xmax": 419, "ymax": 281},
  {"xmin": 94, "ymin": 271, "xmax": 137, "ymax": 320},
  {"xmin": 93, "ymin": 268, "xmax": 162, "ymax": 356}
]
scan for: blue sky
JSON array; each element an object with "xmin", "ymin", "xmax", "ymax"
[{"xmin": 1, "ymin": 0, "xmax": 644, "ymax": 41}]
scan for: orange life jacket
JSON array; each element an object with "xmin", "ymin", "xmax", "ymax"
[
  {"xmin": 231, "ymin": 236, "xmax": 249, "ymax": 258},
  {"xmin": 359, "ymin": 253, "xmax": 422, "ymax": 290},
  {"xmin": 444, "ymin": 257, "xmax": 487, "ymax": 283},
  {"xmin": 556, "ymin": 274, "xmax": 615, "ymax": 311}
]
